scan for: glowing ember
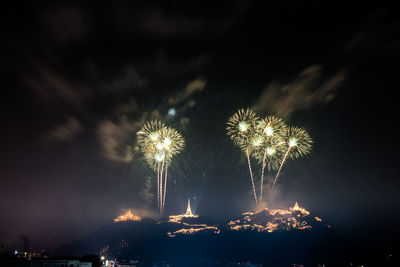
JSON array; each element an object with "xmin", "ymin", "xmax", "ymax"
[
  {"xmin": 228, "ymin": 202, "xmax": 315, "ymax": 232},
  {"xmin": 114, "ymin": 210, "xmax": 142, "ymax": 223}
]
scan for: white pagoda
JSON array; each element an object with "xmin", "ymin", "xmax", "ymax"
[
  {"xmin": 168, "ymin": 198, "xmax": 198, "ymax": 223},
  {"xmin": 184, "ymin": 198, "xmax": 194, "ymax": 217}
]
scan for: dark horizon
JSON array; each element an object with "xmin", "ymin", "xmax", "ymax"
[{"xmin": 1, "ymin": 1, "xmax": 400, "ymax": 252}]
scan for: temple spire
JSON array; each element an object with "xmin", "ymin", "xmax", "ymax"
[{"xmin": 184, "ymin": 198, "xmax": 193, "ymax": 216}]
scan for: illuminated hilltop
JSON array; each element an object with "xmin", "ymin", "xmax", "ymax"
[
  {"xmin": 167, "ymin": 198, "xmax": 220, "ymax": 237},
  {"xmin": 112, "ymin": 202, "xmax": 329, "ymax": 236},
  {"xmin": 60, "ymin": 201, "xmax": 337, "ymax": 264},
  {"xmin": 168, "ymin": 198, "xmax": 198, "ymax": 223},
  {"xmin": 114, "ymin": 210, "xmax": 142, "ymax": 223},
  {"xmin": 228, "ymin": 202, "xmax": 330, "ymax": 232}
]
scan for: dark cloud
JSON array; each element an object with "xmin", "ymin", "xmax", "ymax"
[
  {"xmin": 99, "ymin": 67, "xmax": 149, "ymax": 95},
  {"xmin": 97, "ymin": 76, "xmax": 207, "ymax": 163},
  {"xmin": 42, "ymin": 5, "xmax": 88, "ymax": 44},
  {"xmin": 113, "ymin": 98, "xmax": 140, "ymax": 117},
  {"xmin": 97, "ymin": 119, "xmax": 137, "ymax": 163},
  {"xmin": 168, "ymin": 78, "xmax": 207, "ymax": 105},
  {"xmin": 23, "ymin": 60, "xmax": 90, "ymax": 115},
  {"xmin": 46, "ymin": 117, "xmax": 82, "ymax": 141},
  {"xmin": 113, "ymin": 1, "xmax": 250, "ymax": 38},
  {"xmin": 343, "ymin": 6, "xmax": 400, "ymax": 60},
  {"xmin": 253, "ymin": 65, "xmax": 348, "ymax": 118},
  {"xmin": 2, "ymin": 1, "xmax": 399, "ymax": 252}
]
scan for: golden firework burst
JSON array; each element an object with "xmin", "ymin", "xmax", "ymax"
[
  {"xmin": 257, "ymin": 116, "xmax": 286, "ymax": 137},
  {"xmin": 226, "ymin": 108, "xmax": 259, "ymax": 150},
  {"xmin": 137, "ymin": 120, "xmax": 167, "ymax": 154},
  {"xmin": 252, "ymin": 134, "xmax": 286, "ymax": 171},
  {"xmin": 139, "ymin": 124, "xmax": 185, "ymax": 170},
  {"xmin": 282, "ymin": 126, "xmax": 313, "ymax": 159},
  {"xmin": 137, "ymin": 120, "xmax": 185, "ymax": 216}
]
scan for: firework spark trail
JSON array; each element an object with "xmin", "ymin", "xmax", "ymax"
[
  {"xmin": 227, "ymin": 112, "xmax": 312, "ymax": 201},
  {"xmin": 271, "ymin": 126, "xmax": 312, "ymax": 192},
  {"xmin": 157, "ymin": 161, "xmax": 160, "ymax": 216},
  {"xmin": 163, "ymin": 165, "xmax": 168, "ymax": 213},
  {"xmin": 271, "ymin": 147, "xmax": 291, "ymax": 192},
  {"xmin": 246, "ymin": 148, "xmax": 258, "ymax": 207},
  {"xmin": 160, "ymin": 159, "xmax": 165, "ymax": 215},
  {"xmin": 256, "ymin": 117, "xmax": 286, "ymax": 203},
  {"xmin": 260, "ymin": 147, "xmax": 268, "ymax": 203},
  {"xmin": 259, "ymin": 121, "xmax": 273, "ymax": 203},
  {"xmin": 137, "ymin": 120, "xmax": 184, "ymax": 216},
  {"xmin": 226, "ymin": 109, "xmax": 259, "ymax": 207}
]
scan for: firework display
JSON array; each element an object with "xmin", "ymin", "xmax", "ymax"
[
  {"xmin": 137, "ymin": 121, "xmax": 185, "ymax": 215},
  {"xmin": 253, "ymin": 116, "xmax": 286, "ymax": 203},
  {"xmin": 227, "ymin": 109, "xmax": 259, "ymax": 206},
  {"xmin": 227, "ymin": 109, "xmax": 312, "ymax": 206},
  {"xmin": 271, "ymin": 126, "xmax": 312, "ymax": 191}
]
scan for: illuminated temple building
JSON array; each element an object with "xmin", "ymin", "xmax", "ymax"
[
  {"xmin": 167, "ymin": 198, "xmax": 220, "ymax": 237},
  {"xmin": 168, "ymin": 198, "xmax": 198, "ymax": 223},
  {"xmin": 184, "ymin": 198, "xmax": 195, "ymax": 217}
]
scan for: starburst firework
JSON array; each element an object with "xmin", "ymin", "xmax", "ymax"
[
  {"xmin": 227, "ymin": 108, "xmax": 259, "ymax": 206},
  {"xmin": 137, "ymin": 121, "xmax": 185, "ymax": 216},
  {"xmin": 282, "ymin": 126, "xmax": 313, "ymax": 160},
  {"xmin": 272, "ymin": 126, "xmax": 312, "ymax": 191},
  {"xmin": 226, "ymin": 108, "xmax": 258, "ymax": 150},
  {"xmin": 252, "ymin": 134, "xmax": 285, "ymax": 171},
  {"xmin": 258, "ymin": 116, "xmax": 286, "ymax": 138},
  {"xmin": 253, "ymin": 116, "xmax": 286, "ymax": 202}
]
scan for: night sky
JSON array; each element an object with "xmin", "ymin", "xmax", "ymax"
[{"xmin": 1, "ymin": 1, "xmax": 400, "ymax": 250}]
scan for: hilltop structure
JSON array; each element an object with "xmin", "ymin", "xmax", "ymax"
[
  {"xmin": 183, "ymin": 198, "xmax": 195, "ymax": 217},
  {"xmin": 168, "ymin": 198, "xmax": 198, "ymax": 223}
]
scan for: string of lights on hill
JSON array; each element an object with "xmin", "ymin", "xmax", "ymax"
[{"xmin": 113, "ymin": 200, "xmax": 331, "ymax": 237}]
